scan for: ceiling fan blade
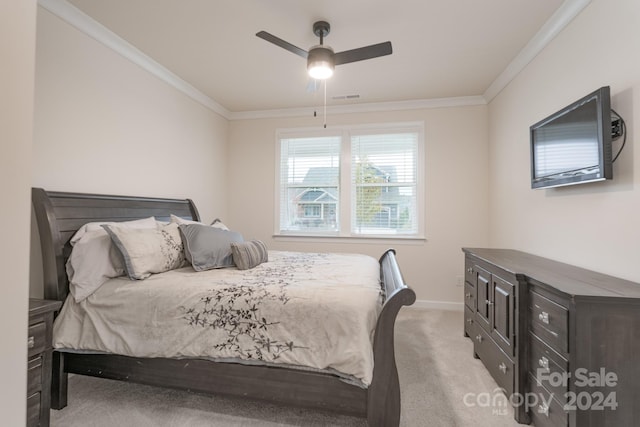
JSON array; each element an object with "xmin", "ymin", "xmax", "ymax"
[
  {"xmin": 256, "ymin": 31, "xmax": 308, "ymax": 59},
  {"xmin": 334, "ymin": 41, "xmax": 392, "ymax": 66}
]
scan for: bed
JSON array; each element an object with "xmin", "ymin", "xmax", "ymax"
[{"xmin": 31, "ymin": 187, "xmax": 416, "ymax": 426}]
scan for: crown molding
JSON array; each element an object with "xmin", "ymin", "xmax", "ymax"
[
  {"xmin": 37, "ymin": 0, "xmax": 231, "ymax": 120},
  {"xmin": 39, "ymin": 0, "xmax": 590, "ymax": 120},
  {"xmin": 228, "ymin": 96, "xmax": 487, "ymax": 120},
  {"xmin": 483, "ymin": 0, "xmax": 592, "ymax": 102}
]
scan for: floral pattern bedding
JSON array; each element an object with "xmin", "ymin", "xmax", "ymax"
[{"xmin": 52, "ymin": 251, "xmax": 384, "ymax": 386}]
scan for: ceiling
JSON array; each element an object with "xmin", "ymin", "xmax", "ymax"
[{"xmin": 59, "ymin": 0, "xmax": 567, "ymax": 114}]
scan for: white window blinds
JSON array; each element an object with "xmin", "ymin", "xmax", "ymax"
[
  {"xmin": 277, "ymin": 123, "xmax": 423, "ymax": 239},
  {"xmin": 351, "ymin": 132, "xmax": 418, "ymax": 235},
  {"xmin": 279, "ymin": 136, "xmax": 341, "ymax": 234}
]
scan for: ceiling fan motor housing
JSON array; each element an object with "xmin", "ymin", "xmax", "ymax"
[{"xmin": 307, "ymin": 45, "xmax": 335, "ymax": 79}]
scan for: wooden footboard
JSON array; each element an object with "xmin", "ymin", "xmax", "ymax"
[
  {"xmin": 369, "ymin": 249, "xmax": 416, "ymax": 426},
  {"xmin": 32, "ymin": 188, "xmax": 415, "ymax": 426}
]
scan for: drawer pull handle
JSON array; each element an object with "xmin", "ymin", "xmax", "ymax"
[
  {"xmin": 465, "ymin": 293, "xmax": 472, "ymax": 298},
  {"xmin": 486, "ymin": 300, "xmax": 494, "ymax": 306},
  {"xmin": 498, "ymin": 362, "xmax": 507, "ymax": 374},
  {"xmin": 467, "ymin": 267, "xmax": 473, "ymax": 274},
  {"xmin": 476, "ymin": 335, "xmax": 482, "ymax": 343},
  {"xmin": 538, "ymin": 311, "xmax": 550, "ymax": 324},
  {"xmin": 28, "ymin": 336, "xmax": 35, "ymax": 349},
  {"xmin": 538, "ymin": 403, "xmax": 549, "ymax": 417},
  {"xmin": 466, "ymin": 318, "xmax": 473, "ymax": 324},
  {"xmin": 538, "ymin": 356, "xmax": 549, "ymax": 371}
]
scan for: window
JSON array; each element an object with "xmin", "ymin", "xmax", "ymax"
[
  {"xmin": 276, "ymin": 123, "xmax": 423, "ymax": 239},
  {"xmin": 303, "ymin": 204, "xmax": 321, "ymax": 218},
  {"xmin": 351, "ymin": 132, "xmax": 418, "ymax": 235},
  {"xmin": 278, "ymin": 135, "xmax": 340, "ymax": 234}
]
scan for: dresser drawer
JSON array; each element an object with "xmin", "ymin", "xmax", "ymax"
[
  {"xmin": 26, "ymin": 392, "xmax": 41, "ymax": 427},
  {"xmin": 464, "ymin": 305, "xmax": 475, "ymax": 338},
  {"xmin": 464, "ymin": 281, "xmax": 476, "ymax": 310},
  {"xmin": 464, "ymin": 259, "xmax": 475, "ymax": 285},
  {"xmin": 529, "ymin": 333, "xmax": 568, "ymax": 405},
  {"xmin": 529, "ymin": 291, "xmax": 568, "ymax": 354},
  {"xmin": 27, "ymin": 356, "xmax": 43, "ymax": 397},
  {"xmin": 473, "ymin": 326, "xmax": 514, "ymax": 397},
  {"xmin": 529, "ymin": 373, "xmax": 569, "ymax": 427},
  {"xmin": 27, "ymin": 321, "xmax": 47, "ymax": 358}
]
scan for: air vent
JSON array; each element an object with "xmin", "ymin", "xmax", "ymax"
[{"xmin": 332, "ymin": 94, "xmax": 360, "ymax": 100}]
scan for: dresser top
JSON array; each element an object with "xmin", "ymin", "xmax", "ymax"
[{"xmin": 463, "ymin": 248, "xmax": 640, "ymax": 299}]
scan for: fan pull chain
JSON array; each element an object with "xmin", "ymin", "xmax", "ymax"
[
  {"xmin": 323, "ymin": 79, "xmax": 327, "ymax": 129},
  {"xmin": 311, "ymin": 81, "xmax": 327, "ymax": 128}
]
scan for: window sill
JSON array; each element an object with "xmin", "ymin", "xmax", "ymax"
[{"xmin": 272, "ymin": 234, "xmax": 426, "ymax": 245}]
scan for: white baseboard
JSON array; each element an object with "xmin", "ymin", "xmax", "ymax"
[{"xmin": 408, "ymin": 299, "xmax": 464, "ymax": 311}]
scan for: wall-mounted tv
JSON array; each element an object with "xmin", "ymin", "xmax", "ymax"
[{"xmin": 530, "ymin": 86, "xmax": 612, "ymax": 189}]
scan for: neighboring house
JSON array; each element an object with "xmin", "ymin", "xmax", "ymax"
[
  {"xmin": 293, "ymin": 164, "xmax": 412, "ymax": 232},
  {"xmin": 293, "ymin": 167, "xmax": 338, "ymax": 229},
  {"xmin": 295, "ymin": 188, "xmax": 338, "ymax": 229}
]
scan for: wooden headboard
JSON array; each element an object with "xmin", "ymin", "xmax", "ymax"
[{"xmin": 32, "ymin": 188, "xmax": 200, "ymax": 302}]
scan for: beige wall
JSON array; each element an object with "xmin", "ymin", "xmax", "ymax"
[
  {"xmin": 228, "ymin": 106, "xmax": 490, "ymax": 306},
  {"xmin": 0, "ymin": 0, "xmax": 37, "ymax": 424},
  {"xmin": 31, "ymin": 0, "xmax": 638, "ymax": 315},
  {"xmin": 30, "ymin": 8, "xmax": 229, "ymax": 297},
  {"xmin": 488, "ymin": 0, "xmax": 640, "ymax": 281}
]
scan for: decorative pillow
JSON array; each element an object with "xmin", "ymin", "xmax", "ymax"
[
  {"xmin": 103, "ymin": 222, "xmax": 185, "ymax": 280},
  {"xmin": 178, "ymin": 224, "xmax": 243, "ymax": 271},
  {"xmin": 170, "ymin": 214, "xmax": 229, "ymax": 230},
  {"xmin": 231, "ymin": 240, "xmax": 269, "ymax": 270},
  {"xmin": 70, "ymin": 216, "xmax": 157, "ymax": 246}
]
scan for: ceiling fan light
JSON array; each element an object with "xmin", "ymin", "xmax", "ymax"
[
  {"xmin": 307, "ymin": 45, "xmax": 335, "ymax": 80},
  {"xmin": 308, "ymin": 61, "xmax": 334, "ymax": 79}
]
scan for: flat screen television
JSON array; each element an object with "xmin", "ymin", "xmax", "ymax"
[{"xmin": 530, "ymin": 86, "xmax": 612, "ymax": 189}]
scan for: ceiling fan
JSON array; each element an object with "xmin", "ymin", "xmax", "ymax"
[{"xmin": 256, "ymin": 21, "xmax": 392, "ymax": 80}]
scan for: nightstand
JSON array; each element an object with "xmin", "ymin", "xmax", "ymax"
[{"xmin": 28, "ymin": 299, "xmax": 61, "ymax": 427}]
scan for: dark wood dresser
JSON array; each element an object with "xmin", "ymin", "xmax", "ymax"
[
  {"xmin": 28, "ymin": 299, "xmax": 61, "ymax": 427},
  {"xmin": 463, "ymin": 248, "xmax": 529, "ymax": 423},
  {"xmin": 463, "ymin": 248, "xmax": 640, "ymax": 427}
]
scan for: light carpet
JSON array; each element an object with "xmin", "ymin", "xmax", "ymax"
[{"xmin": 51, "ymin": 309, "xmax": 523, "ymax": 426}]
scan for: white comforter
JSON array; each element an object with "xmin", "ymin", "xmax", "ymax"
[{"xmin": 53, "ymin": 251, "xmax": 383, "ymax": 386}]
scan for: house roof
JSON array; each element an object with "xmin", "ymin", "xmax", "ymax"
[
  {"xmin": 302, "ymin": 167, "xmax": 339, "ymax": 186},
  {"xmin": 297, "ymin": 190, "xmax": 338, "ymax": 203}
]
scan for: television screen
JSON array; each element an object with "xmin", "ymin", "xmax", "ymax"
[{"xmin": 530, "ymin": 87, "xmax": 612, "ymax": 189}]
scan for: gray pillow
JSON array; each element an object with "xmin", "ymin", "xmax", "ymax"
[
  {"xmin": 231, "ymin": 240, "xmax": 268, "ymax": 270},
  {"xmin": 178, "ymin": 224, "xmax": 243, "ymax": 271}
]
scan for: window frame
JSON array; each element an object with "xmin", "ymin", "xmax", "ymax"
[{"xmin": 274, "ymin": 122, "xmax": 425, "ymax": 240}]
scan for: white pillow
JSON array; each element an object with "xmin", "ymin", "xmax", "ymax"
[
  {"xmin": 104, "ymin": 222, "xmax": 186, "ymax": 280},
  {"xmin": 66, "ymin": 217, "xmax": 158, "ymax": 302},
  {"xmin": 170, "ymin": 214, "xmax": 229, "ymax": 230},
  {"xmin": 70, "ymin": 216, "xmax": 157, "ymax": 245},
  {"xmin": 211, "ymin": 218, "xmax": 229, "ymax": 230},
  {"xmin": 66, "ymin": 230, "xmax": 125, "ymax": 302}
]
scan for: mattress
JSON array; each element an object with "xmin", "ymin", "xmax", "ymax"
[{"xmin": 53, "ymin": 250, "xmax": 383, "ymax": 386}]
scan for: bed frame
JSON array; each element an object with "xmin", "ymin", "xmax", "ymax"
[{"xmin": 32, "ymin": 187, "xmax": 416, "ymax": 426}]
